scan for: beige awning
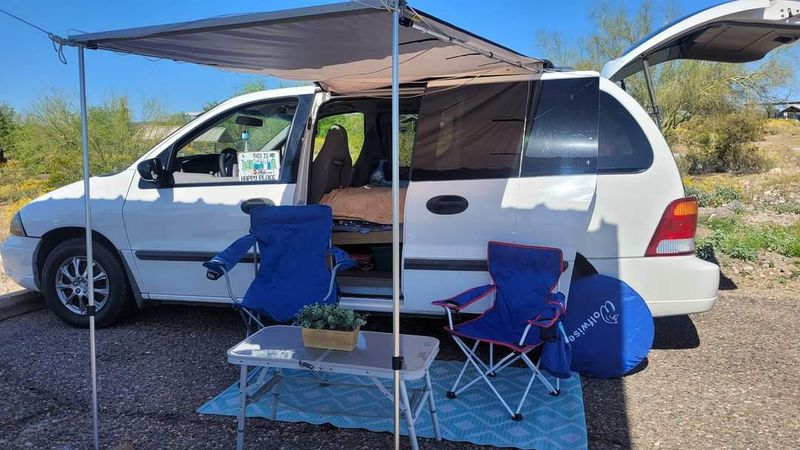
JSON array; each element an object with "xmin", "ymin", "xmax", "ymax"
[{"xmin": 68, "ymin": 1, "xmax": 543, "ymax": 93}]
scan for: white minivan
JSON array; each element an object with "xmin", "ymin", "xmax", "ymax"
[{"xmin": 2, "ymin": 0, "xmax": 797, "ymax": 327}]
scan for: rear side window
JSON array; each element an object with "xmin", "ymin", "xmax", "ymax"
[
  {"xmin": 521, "ymin": 77, "xmax": 599, "ymax": 177},
  {"xmin": 597, "ymin": 92, "xmax": 654, "ymax": 173},
  {"xmin": 411, "ymin": 82, "xmax": 528, "ymax": 181}
]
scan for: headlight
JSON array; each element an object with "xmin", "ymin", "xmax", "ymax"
[{"xmin": 9, "ymin": 212, "xmax": 26, "ymax": 237}]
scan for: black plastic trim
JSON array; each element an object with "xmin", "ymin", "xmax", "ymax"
[
  {"xmin": 135, "ymin": 251, "xmax": 255, "ymax": 263},
  {"xmin": 117, "ymin": 250, "xmax": 146, "ymax": 309},
  {"xmin": 404, "ymin": 259, "xmax": 487, "ymax": 272}
]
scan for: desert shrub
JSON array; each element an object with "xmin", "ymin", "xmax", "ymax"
[
  {"xmin": 684, "ymin": 178, "xmax": 743, "ymax": 207},
  {"xmin": 764, "ymin": 118, "xmax": 800, "ymax": 136},
  {"xmin": 772, "ymin": 202, "xmax": 800, "ymax": 215},
  {"xmin": 761, "ymin": 223, "xmax": 800, "ymax": 258},
  {"xmin": 680, "ymin": 113, "xmax": 771, "ymax": 174},
  {"xmin": 694, "ymin": 238, "xmax": 716, "ymax": 262},
  {"xmin": 701, "ymin": 216, "xmax": 800, "ymax": 260}
]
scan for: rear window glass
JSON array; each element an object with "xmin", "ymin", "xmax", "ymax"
[
  {"xmin": 411, "ymin": 82, "xmax": 528, "ymax": 181},
  {"xmin": 521, "ymin": 78, "xmax": 599, "ymax": 177},
  {"xmin": 597, "ymin": 92, "xmax": 654, "ymax": 173},
  {"xmin": 314, "ymin": 112, "xmax": 365, "ymax": 163}
]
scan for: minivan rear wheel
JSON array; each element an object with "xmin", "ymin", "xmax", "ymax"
[{"xmin": 42, "ymin": 238, "xmax": 132, "ymax": 328}]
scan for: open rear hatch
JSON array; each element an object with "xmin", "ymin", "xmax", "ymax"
[{"xmin": 602, "ymin": 0, "xmax": 800, "ymax": 82}]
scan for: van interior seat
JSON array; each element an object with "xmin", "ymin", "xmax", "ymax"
[
  {"xmin": 350, "ymin": 123, "xmax": 383, "ymax": 187},
  {"xmin": 310, "ymin": 125, "xmax": 352, "ymax": 203}
]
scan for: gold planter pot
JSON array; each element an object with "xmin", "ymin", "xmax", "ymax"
[{"xmin": 301, "ymin": 326, "xmax": 361, "ymax": 351}]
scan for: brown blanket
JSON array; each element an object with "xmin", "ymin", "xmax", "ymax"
[{"xmin": 320, "ymin": 186, "xmax": 406, "ymax": 225}]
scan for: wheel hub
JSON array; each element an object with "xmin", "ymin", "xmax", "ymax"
[{"xmin": 55, "ymin": 257, "xmax": 110, "ymax": 316}]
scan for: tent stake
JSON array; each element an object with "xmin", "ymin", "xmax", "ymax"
[
  {"xmin": 78, "ymin": 44, "xmax": 100, "ymax": 450},
  {"xmin": 390, "ymin": 1, "xmax": 402, "ymax": 449}
]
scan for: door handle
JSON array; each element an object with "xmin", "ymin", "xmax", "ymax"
[
  {"xmin": 426, "ymin": 195, "xmax": 469, "ymax": 215},
  {"xmin": 241, "ymin": 198, "xmax": 274, "ymax": 215}
]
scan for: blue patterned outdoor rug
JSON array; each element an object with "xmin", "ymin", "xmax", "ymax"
[{"xmin": 198, "ymin": 360, "xmax": 587, "ymax": 449}]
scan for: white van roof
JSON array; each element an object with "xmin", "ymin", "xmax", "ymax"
[
  {"xmin": 602, "ymin": 0, "xmax": 800, "ymax": 82},
  {"xmin": 68, "ymin": 1, "xmax": 545, "ymax": 94}
]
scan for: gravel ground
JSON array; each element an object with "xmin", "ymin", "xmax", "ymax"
[{"xmin": 0, "ymin": 292, "xmax": 798, "ymax": 449}]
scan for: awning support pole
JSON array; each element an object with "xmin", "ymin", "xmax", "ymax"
[
  {"xmin": 391, "ymin": 1, "xmax": 402, "ymax": 449},
  {"xmin": 641, "ymin": 58, "xmax": 661, "ymax": 128},
  {"xmin": 78, "ymin": 44, "xmax": 100, "ymax": 450}
]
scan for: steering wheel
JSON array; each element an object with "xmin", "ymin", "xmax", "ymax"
[{"xmin": 218, "ymin": 148, "xmax": 238, "ymax": 177}]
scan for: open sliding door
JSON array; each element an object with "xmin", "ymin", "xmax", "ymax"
[{"xmin": 402, "ymin": 74, "xmax": 599, "ymax": 314}]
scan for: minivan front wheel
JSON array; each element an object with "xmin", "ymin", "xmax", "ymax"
[{"xmin": 42, "ymin": 239, "xmax": 132, "ymax": 328}]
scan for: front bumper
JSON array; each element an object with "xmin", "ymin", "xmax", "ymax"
[{"xmin": 1, "ymin": 236, "xmax": 40, "ymax": 291}]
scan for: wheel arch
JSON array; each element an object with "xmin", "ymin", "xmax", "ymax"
[{"xmin": 34, "ymin": 227, "xmax": 144, "ymax": 308}]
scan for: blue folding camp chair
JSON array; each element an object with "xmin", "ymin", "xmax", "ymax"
[
  {"xmin": 432, "ymin": 241, "xmax": 572, "ymax": 421},
  {"xmin": 203, "ymin": 205, "xmax": 356, "ymax": 334}
]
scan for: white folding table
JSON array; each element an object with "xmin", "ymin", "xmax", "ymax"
[{"xmin": 227, "ymin": 325, "xmax": 441, "ymax": 450}]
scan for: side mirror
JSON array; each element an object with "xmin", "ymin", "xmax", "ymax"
[{"xmin": 137, "ymin": 158, "xmax": 166, "ymax": 182}]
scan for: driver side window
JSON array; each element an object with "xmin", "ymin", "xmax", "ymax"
[{"xmin": 171, "ymin": 98, "xmax": 299, "ymax": 185}]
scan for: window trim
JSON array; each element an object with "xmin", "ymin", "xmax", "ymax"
[
  {"xmin": 596, "ymin": 91, "xmax": 655, "ymax": 175},
  {"xmin": 150, "ymin": 95, "xmax": 312, "ymax": 189}
]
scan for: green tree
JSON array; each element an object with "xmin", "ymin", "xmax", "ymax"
[
  {"xmin": 1, "ymin": 92, "xmax": 176, "ymax": 205},
  {"xmin": 0, "ymin": 103, "xmax": 15, "ymax": 151}
]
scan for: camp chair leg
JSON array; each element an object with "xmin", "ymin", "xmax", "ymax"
[
  {"xmin": 453, "ymin": 335, "xmax": 516, "ymax": 418},
  {"xmin": 514, "ymin": 359, "xmax": 539, "ymax": 417},
  {"xmin": 520, "ymin": 352, "xmax": 558, "ymax": 395},
  {"xmin": 488, "ymin": 343, "xmax": 496, "ymax": 377},
  {"xmin": 455, "ymin": 351, "xmax": 517, "ymax": 397},
  {"xmin": 399, "ymin": 380, "xmax": 419, "ymax": 450},
  {"xmin": 448, "ymin": 339, "xmax": 479, "ymax": 397},
  {"xmin": 239, "ymin": 309, "xmax": 267, "ymax": 337},
  {"xmin": 424, "ymin": 371, "xmax": 442, "ymax": 441}
]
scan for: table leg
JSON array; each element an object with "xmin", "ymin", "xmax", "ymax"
[
  {"xmin": 424, "ymin": 371, "xmax": 441, "ymax": 441},
  {"xmin": 399, "ymin": 379, "xmax": 418, "ymax": 450},
  {"xmin": 237, "ymin": 365, "xmax": 248, "ymax": 450},
  {"xmin": 271, "ymin": 369, "xmax": 281, "ymax": 421}
]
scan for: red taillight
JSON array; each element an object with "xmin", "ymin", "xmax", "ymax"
[{"xmin": 645, "ymin": 197, "xmax": 698, "ymax": 256}]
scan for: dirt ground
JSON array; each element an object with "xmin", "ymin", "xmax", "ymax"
[{"xmin": 1, "ymin": 290, "xmax": 797, "ymax": 449}]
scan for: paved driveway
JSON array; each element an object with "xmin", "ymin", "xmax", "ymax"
[{"xmin": 0, "ymin": 292, "xmax": 797, "ymax": 449}]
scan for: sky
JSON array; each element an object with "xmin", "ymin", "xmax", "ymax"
[{"xmin": 0, "ymin": 0, "xmax": 773, "ymax": 115}]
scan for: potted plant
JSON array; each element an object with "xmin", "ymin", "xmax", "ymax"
[{"xmin": 296, "ymin": 303, "xmax": 367, "ymax": 351}]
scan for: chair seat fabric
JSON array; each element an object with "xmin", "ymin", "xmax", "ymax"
[
  {"xmin": 451, "ymin": 311, "xmax": 544, "ymax": 352},
  {"xmin": 447, "ymin": 241, "xmax": 564, "ymax": 353}
]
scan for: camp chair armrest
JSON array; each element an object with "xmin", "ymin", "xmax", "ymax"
[
  {"xmin": 202, "ymin": 259, "xmax": 227, "ymax": 281},
  {"xmin": 527, "ymin": 292, "xmax": 567, "ymax": 328},
  {"xmin": 433, "ymin": 284, "xmax": 495, "ymax": 330},
  {"xmin": 329, "ymin": 246, "xmax": 358, "ymax": 271},
  {"xmin": 431, "ymin": 284, "xmax": 496, "ymax": 311},
  {"xmin": 203, "ymin": 233, "xmax": 257, "ymax": 276}
]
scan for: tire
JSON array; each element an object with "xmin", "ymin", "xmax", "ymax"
[{"xmin": 42, "ymin": 238, "xmax": 133, "ymax": 328}]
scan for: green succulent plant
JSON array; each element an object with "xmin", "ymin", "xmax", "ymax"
[{"xmin": 296, "ymin": 303, "xmax": 367, "ymax": 331}]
